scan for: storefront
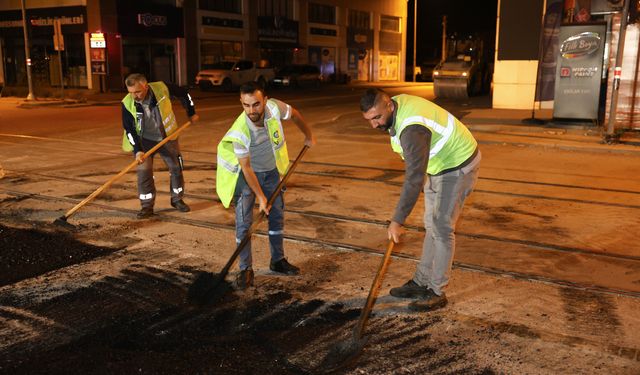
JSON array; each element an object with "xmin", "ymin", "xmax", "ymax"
[
  {"xmin": 347, "ymin": 27, "xmax": 373, "ymax": 82},
  {"xmin": 378, "ymin": 25, "xmax": 402, "ymax": 81},
  {"xmin": 115, "ymin": 0, "xmax": 185, "ymax": 85},
  {"xmin": 0, "ymin": 6, "xmax": 88, "ymax": 89},
  {"xmin": 307, "ymin": 23, "xmax": 339, "ymax": 81}
]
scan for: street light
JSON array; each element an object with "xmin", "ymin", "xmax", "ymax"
[
  {"xmin": 413, "ymin": 0, "xmax": 417, "ymax": 82},
  {"xmin": 605, "ymin": 0, "xmax": 630, "ymax": 143},
  {"xmin": 20, "ymin": 0, "xmax": 35, "ymax": 101}
]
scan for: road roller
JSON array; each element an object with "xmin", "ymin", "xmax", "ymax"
[{"xmin": 433, "ymin": 37, "xmax": 491, "ymax": 99}]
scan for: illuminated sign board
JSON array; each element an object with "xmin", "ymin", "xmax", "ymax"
[{"xmin": 90, "ymin": 32, "xmax": 106, "ymax": 48}]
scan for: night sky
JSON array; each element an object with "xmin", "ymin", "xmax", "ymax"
[{"xmin": 407, "ymin": 0, "xmax": 499, "ymax": 63}]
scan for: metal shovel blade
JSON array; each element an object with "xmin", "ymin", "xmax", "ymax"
[
  {"xmin": 317, "ymin": 334, "xmax": 368, "ymax": 374},
  {"xmin": 52, "ymin": 216, "xmax": 77, "ymax": 230},
  {"xmin": 186, "ymin": 271, "xmax": 232, "ymax": 306}
]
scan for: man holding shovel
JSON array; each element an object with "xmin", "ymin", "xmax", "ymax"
[
  {"xmin": 121, "ymin": 73, "xmax": 199, "ymax": 219},
  {"xmin": 216, "ymin": 81, "xmax": 315, "ymax": 289},
  {"xmin": 360, "ymin": 88, "xmax": 480, "ymax": 311}
]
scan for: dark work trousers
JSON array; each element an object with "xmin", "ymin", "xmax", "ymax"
[{"xmin": 137, "ymin": 138, "xmax": 185, "ymax": 209}]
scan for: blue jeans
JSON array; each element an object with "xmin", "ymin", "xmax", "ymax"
[{"xmin": 233, "ymin": 168, "xmax": 285, "ymax": 270}]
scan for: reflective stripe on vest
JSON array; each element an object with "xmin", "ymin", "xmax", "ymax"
[
  {"xmin": 121, "ymin": 82, "xmax": 178, "ymax": 152},
  {"xmin": 390, "ymin": 94, "xmax": 476, "ymax": 175},
  {"xmin": 215, "ymin": 99, "xmax": 290, "ymax": 208}
]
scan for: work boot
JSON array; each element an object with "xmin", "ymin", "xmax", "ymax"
[
  {"xmin": 389, "ymin": 280, "xmax": 431, "ymax": 299},
  {"xmin": 137, "ymin": 207, "xmax": 154, "ymax": 219},
  {"xmin": 408, "ymin": 290, "xmax": 448, "ymax": 312},
  {"xmin": 234, "ymin": 268, "xmax": 254, "ymax": 290},
  {"xmin": 171, "ymin": 199, "xmax": 191, "ymax": 212},
  {"xmin": 270, "ymin": 258, "xmax": 300, "ymax": 275}
]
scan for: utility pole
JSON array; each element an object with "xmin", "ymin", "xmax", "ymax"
[
  {"xmin": 412, "ymin": 0, "xmax": 417, "ymax": 82},
  {"xmin": 442, "ymin": 15, "xmax": 447, "ymax": 62},
  {"xmin": 605, "ymin": 0, "xmax": 630, "ymax": 143},
  {"xmin": 20, "ymin": 0, "xmax": 35, "ymax": 101}
]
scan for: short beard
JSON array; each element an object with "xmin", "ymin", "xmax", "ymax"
[
  {"xmin": 248, "ymin": 112, "xmax": 263, "ymax": 123},
  {"xmin": 377, "ymin": 115, "xmax": 394, "ymax": 133}
]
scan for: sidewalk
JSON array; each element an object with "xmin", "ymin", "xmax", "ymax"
[{"xmin": 460, "ymin": 107, "xmax": 640, "ymax": 154}]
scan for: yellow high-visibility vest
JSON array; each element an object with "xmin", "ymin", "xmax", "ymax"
[
  {"xmin": 121, "ymin": 81, "xmax": 178, "ymax": 152},
  {"xmin": 216, "ymin": 99, "xmax": 290, "ymax": 208},
  {"xmin": 390, "ymin": 94, "xmax": 476, "ymax": 175}
]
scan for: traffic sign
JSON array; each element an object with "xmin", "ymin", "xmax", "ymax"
[{"xmin": 53, "ymin": 19, "xmax": 65, "ymax": 51}]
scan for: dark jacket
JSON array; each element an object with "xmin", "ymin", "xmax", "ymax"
[{"xmin": 121, "ymin": 83, "xmax": 196, "ymax": 154}]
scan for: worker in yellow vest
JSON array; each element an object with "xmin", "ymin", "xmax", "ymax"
[
  {"xmin": 122, "ymin": 73, "xmax": 199, "ymax": 219},
  {"xmin": 360, "ymin": 88, "xmax": 480, "ymax": 312},
  {"xmin": 216, "ymin": 81, "xmax": 315, "ymax": 289}
]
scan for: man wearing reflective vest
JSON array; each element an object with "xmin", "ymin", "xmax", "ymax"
[
  {"xmin": 360, "ymin": 88, "xmax": 480, "ymax": 311},
  {"xmin": 122, "ymin": 73, "xmax": 199, "ymax": 219},
  {"xmin": 216, "ymin": 81, "xmax": 315, "ymax": 289}
]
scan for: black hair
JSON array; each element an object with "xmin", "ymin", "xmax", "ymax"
[
  {"xmin": 360, "ymin": 88, "xmax": 386, "ymax": 112},
  {"xmin": 239, "ymin": 81, "xmax": 266, "ymax": 97}
]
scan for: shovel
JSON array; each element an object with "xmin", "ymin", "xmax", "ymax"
[
  {"xmin": 187, "ymin": 145, "xmax": 309, "ymax": 306},
  {"xmin": 317, "ymin": 239, "xmax": 395, "ymax": 373},
  {"xmin": 53, "ymin": 121, "xmax": 192, "ymax": 229}
]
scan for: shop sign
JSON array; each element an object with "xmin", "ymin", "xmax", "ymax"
[
  {"xmin": 202, "ymin": 16, "xmax": 243, "ymax": 29},
  {"xmin": 90, "ymin": 33, "xmax": 106, "ymax": 48},
  {"xmin": 116, "ymin": 0, "xmax": 183, "ymax": 38},
  {"xmin": 347, "ymin": 28, "xmax": 373, "ymax": 49},
  {"xmin": 310, "ymin": 27, "xmax": 337, "ymax": 37},
  {"xmin": 560, "ymin": 32, "xmax": 601, "ymax": 58},
  {"xmin": 0, "ymin": 6, "xmax": 87, "ymax": 37},
  {"xmin": 137, "ymin": 13, "xmax": 167, "ymax": 27},
  {"xmin": 553, "ymin": 24, "xmax": 606, "ymax": 120}
]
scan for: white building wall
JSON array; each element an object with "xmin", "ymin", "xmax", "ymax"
[{"xmin": 492, "ymin": 0, "xmax": 540, "ymax": 109}]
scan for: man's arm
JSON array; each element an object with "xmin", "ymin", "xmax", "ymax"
[
  {"xmin": 237, "ymin": 156, "xmax": 270, "ymax": 215},
  {"xmin": 388, "ymin": 125, "xmax": 431, "ymax": 242},
  {"xmin": 166, "ymin": 83, "xmax": 198, "ymax": 122},
  {"xmin": 121, "ymin": 103, "xmax": 143, "ymax": 155},
  {"xmin": 289, "ymin": 107, "xmax": 316, "ymax": 147}
]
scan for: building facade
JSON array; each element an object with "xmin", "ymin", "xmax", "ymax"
[
  {"xmin": 0, "ymin": 0, "xmax": 90, "ymax": 91},
  {"xmin": 186, "ymin": 0, "xmax": 407, "ymax": 85},
  {"xmin": 0, "ymin": 0, "xmax": 407, "ymax": 94}
]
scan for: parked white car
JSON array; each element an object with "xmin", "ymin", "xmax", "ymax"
[{"xmin": 195, "ymin": 60, "xmax": 275, "ymax": 92}]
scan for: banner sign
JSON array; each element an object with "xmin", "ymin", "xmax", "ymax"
[{"xmin": 535, "ymin": 0, "xmax": 563, "ymax": 101}]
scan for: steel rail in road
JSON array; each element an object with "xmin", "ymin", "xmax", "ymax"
[
  {"xmin": 3, "ymin": 168, "xmax": 640, "ymax": 263},
  {"xmin": 1, "ymin": 133, "xmax": 639, "ymax": 203},
  {"xmin": 4, "ymin": 129, "xmax": 640, "ymax": 190},
  {"xmin": 2, "ymin": 186, "xmax": 640, "ymax": 301}
]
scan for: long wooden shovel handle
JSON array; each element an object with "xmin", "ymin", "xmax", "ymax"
[
  {"xmin": 353, "ymin": 239, "xmax": 395, "ymax": 339},
  {"xmin": 61, "ymin": 121, "xmax": 192, "ymax": 220},
  {"xmin": 217, "ymin": 144, "xmax": 310, "ymax": 279}
]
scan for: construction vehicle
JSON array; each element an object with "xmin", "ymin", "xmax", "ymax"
[{"xmin": 433, "ymin": 34, "xmax": 492, "ymax": 99}]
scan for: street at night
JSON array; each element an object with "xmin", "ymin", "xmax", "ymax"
[{"xmin": 1, "ymin": 83, "xmax": 639, "ymax": 374}]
